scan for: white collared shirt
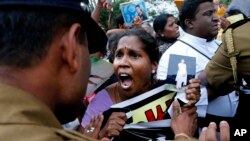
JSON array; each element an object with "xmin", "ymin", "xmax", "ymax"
[
  {"xmin": 157, "ymin": 32, "xmax": 220, "ymax": 80},
  {"xmin": 157, "ymin": 32, "xmax": 238, "ymax": 117}
]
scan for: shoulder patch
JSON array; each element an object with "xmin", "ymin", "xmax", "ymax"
[{"xmin": 223, "ymin": 18, "xmax": 250, "ymax": 33}]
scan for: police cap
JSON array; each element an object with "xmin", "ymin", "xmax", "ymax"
[{"xmin": 0, "ymin": 0, "xmax": 107, "ymax": 54}]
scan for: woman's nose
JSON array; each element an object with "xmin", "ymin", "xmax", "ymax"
[{"xmin": 118, "ymin": 56, "xmax": 130, "ymax": 67}]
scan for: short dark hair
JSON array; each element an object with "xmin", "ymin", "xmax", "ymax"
[
  {"xmin": 113, "ymin": 28, "xmax": 159, "ymax": 63},
  {"xmin": 115, "ymin": 14, "xmax": 124, "ymax": 28},
  {"xmin": 0, "ymin": 9, "xmax": 86, "ymax": 68},
  {"xmin": 179, "ymin": 0, "xmax": 212, "ymax": 31}
]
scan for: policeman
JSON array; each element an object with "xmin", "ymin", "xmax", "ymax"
[
  {"xmin": 202, "ymin": 1, "xmax": 250, "ymax": 138},
  {"xmin": 203, "ymin": 18, "xmax": 250, "ymax": 141},
  {"xmin": 0, "ymin": 0, "xmax": 107, "ymax": 140}
]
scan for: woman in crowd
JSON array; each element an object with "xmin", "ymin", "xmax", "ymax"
[
  {"xmin": 153, "ymin": 13, "xmax": 180, "ymax": 57},
  {"xmin": 81, "ymin": 29, "xmax": 200, "ymax": 139}
]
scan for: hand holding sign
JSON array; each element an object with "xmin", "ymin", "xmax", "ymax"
[
  {"xmin": 99, "ymin": 112, "xmax": 127, "ymax": 139},
  {"xmin": 171, "ymin": 101, "xmax": 197, "ymax": 140}
]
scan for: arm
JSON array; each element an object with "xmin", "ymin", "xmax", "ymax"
[
  {"xmin": 107, "ymin": 11, "xmax": 113, "ymax": 29},
  {"xmin": 202, "ymin": 42, "xmax": 235, "ymax": 97},
  {"xmin": 91, "ymin": 0, "xmax": 105, "ymax": 23},
  {"xmin": 199, "ymin": 71, "xmax": 224, "ymax": 101}
]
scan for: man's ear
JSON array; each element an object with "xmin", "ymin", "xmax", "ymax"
[
  {"xmin": 184, "ymin": 19, "xmax": 194, "ymax": 29},
  {"xmin": 61, "ymin": 23, "xmax": 82, "ymax": 73}
]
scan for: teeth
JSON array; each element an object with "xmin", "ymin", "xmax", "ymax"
[{"xmin": 120, "ymin": 73, "xmax": 128, "ymax": 77}]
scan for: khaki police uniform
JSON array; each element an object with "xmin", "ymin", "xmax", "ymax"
[
  {"xmin": 205, "ymin": 19, "xmax": 250, "ymax": 140},
  {"xmin": 205, "ymin": 19, "xmax": 250, "ymax": 93},
  {"xmin": 0, "ymin": 83, "xmax": 97, "ymax": 141}
]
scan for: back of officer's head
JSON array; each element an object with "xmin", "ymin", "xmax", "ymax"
[{"xmin": 0, "ymin": 8, "xmax": 86, "ymax": 69}]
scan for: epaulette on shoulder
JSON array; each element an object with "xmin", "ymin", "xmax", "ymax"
[{"xmin": 223, "ymin": 18, "xmax": 250, "ymax": 33}]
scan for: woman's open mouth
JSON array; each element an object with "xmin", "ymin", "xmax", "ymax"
[{"xmin": 119, "ymin": 73, "xmax": 133, "ymax": 90}]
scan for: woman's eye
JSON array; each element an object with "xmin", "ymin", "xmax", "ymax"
[
  {"xmin": 115, "ymin": 53, "xmax": 123, "ymax": 59},
  {"xmin": 130, "ymin": 53, "xmax": 140, "ymax": 59}
]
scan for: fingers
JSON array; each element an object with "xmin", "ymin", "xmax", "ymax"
[
  {"xmin": 219, "ymin": 121, "xmax": 230, "ymax": 141},
  {"xmin": 182, "ymin": 105, "xmax": 197, "ymax": 114},
  {"xmin": 93, "ymin": 113, "xmax": 104, "ymax": 130},
  {"xmin": 187, "ymin": 79, "xmax": 201, "ymax": 91},
  {"xmin": 207, "ymin": 122, "xmax": 217, "ymax": 141},
  {"xmin": 83, "ymin": 113, "xmax": 105, "ymax": 139},
  {"xmin": 100, "ymin": 112, "xmax": 127, "ymax": 138},
  {"xmin": 108, "ymin": 112, "xmax": 127, "ymax": 131},
  {"xmin": 105, "ymin": 119, "xmax": 124, "ymax": 132},
  {"xmin": 186, "ymin": 99, "xmax": 197, "ymax": 106},
  {"xmin": 199, "ymin": 121, "xmax": 230, "ymax": 141},
  {"xmin": 109, "ymin": 112, "xmax": 127, "ymax": 124},
  {"xmin": 186, "ymin": 90, "xmax": 200, "ymax": 99},
  {"xmin": 189, "ymin": 78, "xmax": 201, "ymax": 84},
  {"xmin": 199, "ymin": 127, "xmax": 208, "ymax": 141},
  {"xmin": 186, "ymin": 79, "xmax": 201, "ymax": 103},
  {"xmin": 173, "ymin": 100, "xmax": 181, "ymax": 118},
  {"xmin": 84, "ymin": 115, "xmax": 95, "ymax": 134},
  {"xmin": 199, "ymin": 122, "xmax": 217, "ymax": 141}
]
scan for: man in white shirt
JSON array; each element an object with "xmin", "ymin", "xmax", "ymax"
[{"xmin": 157, "ymin": 0, "xmax": 238, "ymax": 134}]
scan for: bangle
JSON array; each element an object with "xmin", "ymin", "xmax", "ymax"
[{"xmin": 174, "ymin": 133, "xmax": 191, "ymax": 140}]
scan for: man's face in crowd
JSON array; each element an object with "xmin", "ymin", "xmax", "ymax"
[{"xmin": 192, "ymin": 2, "xmax": 219, "ymax": 41}]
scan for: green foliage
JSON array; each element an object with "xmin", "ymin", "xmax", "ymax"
[
  {"xmin": 99, "ymin": 0, "xmax": 129, "ymax": 31},
  {"xmin": 99, "ymin": 9, "xmax": 109, "ymax": 31},
  {"xmin": 148, "ymin": 10, "xmax": 157, "ymax": 18},
  {"xmin": 220, "ymin": 0, "xmax": 231, "ymax": 5}
]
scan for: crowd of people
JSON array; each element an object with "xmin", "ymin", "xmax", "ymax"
[{"xmin": 0, "ymin": 0, "xmax": 249, "ymax": 140}]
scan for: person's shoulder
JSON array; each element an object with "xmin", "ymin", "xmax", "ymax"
[
  {"xmin": 94, "ymin": 89, "xmax": 110, "ymax": 100},
  {"xmin": 223, "ymin": 18, "xmax": 250, "ymax": 49},
  {"xmin": 0, "ymin": 124, "xmax": 96, "ymax": 141},
  {"xmin": 224, "ymin": 18, "xmax": 250, "ymax": 32},
  {"xmin": 166, "ymin": 39, "xmax": 190, "ymax": 53},
  {"xmin": 90, "ymin": 85, "xmax": 113, "ymax": 106}
]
